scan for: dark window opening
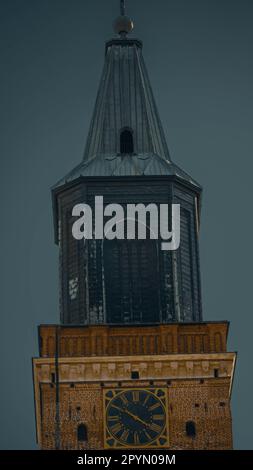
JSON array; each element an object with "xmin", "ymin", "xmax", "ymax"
[
  {"xmin": 77, "ymin": 424, "xmax": 88, "ymax": 442},
  {"xmin": 149, "ymin": 380, "xmax": 154, "ymax": 386},
  {"xmin": 186, "ymin": 421, "xmax": 196, "ymax": 438},
  {"xmin": 120, "ymin": 128, "xmax": 134, "ymax": 154},
  {"xmin": 204, "ymin": 403, "xmax": 208, "ymax": 412},
  {"xmin": 194, "ymin": 403, "xmax": 200, "ymax": 408},
  {"xmin": 51, "ymin": 373, "xmax": 55, "ymax": 384},
  {"xmin": 104, "ymin": 239, "xmax": 160, "ymax": 324},
  {"xmin": 214, "ymin": 369, "xmax": 219, "ymax": 378},
  {"xmin": 219, "ymin": 402, "xmax": 226, "ymax": 407},
  {"xmin": 131, "ymin": 371, "xmax": 139, "ymax": 380},
  {"xmin": 70, "ymin": 383, "xmax": 75, "ymax": 388},
  {"xmin": 200, "ymin": 379, "xmax": 204, "ymax": 384}
]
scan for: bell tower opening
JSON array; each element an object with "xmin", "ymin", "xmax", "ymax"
[
  {"xmin": 103, "ymin": 238, "xmax": 160, "ymax": 324},
  {"xmin": 120, "ymin": 128, "xmax": 134, "ymax": 154}
]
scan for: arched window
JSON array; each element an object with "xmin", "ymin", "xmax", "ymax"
[
  {"xmin": 186, "ymin": 421, "xmax": 196, "ymax": 438},
  {"xmin": 77, "ymin": 424, "xmax": 88, "ymax": 442},
  {"xmin": 120, "ymin": 128, "xmax": 134, "ymax": 154}
]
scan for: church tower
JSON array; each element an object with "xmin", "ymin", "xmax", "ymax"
[{"xmin": 33, "ymin": 2, "xmax": 236, "ymax": 450}]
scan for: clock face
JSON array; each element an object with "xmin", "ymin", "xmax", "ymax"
[{"xmin": 104, "ymin": 388, "xmax": 168, "ymax": 448}]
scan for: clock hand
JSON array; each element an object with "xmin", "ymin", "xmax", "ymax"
[
  {"xmin": 111, "ymin": 404, "xmax": 149, "ymax": 427},
  {"xmin": 125, "ymin": 410, "xmax": 148, "ymax": 426},
  {"xmin": 110, "ymin": 404, "xmax": 126, "ymax": 413}
]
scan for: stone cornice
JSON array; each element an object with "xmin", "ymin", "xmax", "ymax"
[{"xmin": 33, "ymin": 352, "xmax": 236, "ymax": 384}]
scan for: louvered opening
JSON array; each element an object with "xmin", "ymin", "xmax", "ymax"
[{"xmin": 104, "ymin": 239, "xmax": 160, "ymax": 324}]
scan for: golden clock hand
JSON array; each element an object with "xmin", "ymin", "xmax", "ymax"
[
  {"xmin": 111, "ymin": 404, "xmax": 149, "ymax": 426},
  {"xmin": 123, "ymin": 408, "xmax": 163, "ymax": 429},
  {"xmin": 127, "ymin": 411, "xmax": 149, "ymax": 426}
]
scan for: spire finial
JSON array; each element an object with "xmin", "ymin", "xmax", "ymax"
[
  {"xmin": 114, "ymin": 0, "xmax": 133, "ymax": 36},
  {"xmin": 120, "ymin": 0, "xmax": 126, "ymax": 16}
]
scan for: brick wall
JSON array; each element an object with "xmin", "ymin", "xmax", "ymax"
[{"xmin": 39, "ymin": 379, "xmax": 232, "ymax": 450}]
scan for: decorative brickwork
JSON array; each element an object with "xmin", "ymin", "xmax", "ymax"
[
  {"xmin": 34, "ymin": 370, "xmax": 234, "ymax": 449},
  {"xmin": 33, "ymin": 322, "xmax": 236, "ymax": 450},
  {"xmin": 39, "ymin": 322, "xmax": 229, "ymax": 358}
]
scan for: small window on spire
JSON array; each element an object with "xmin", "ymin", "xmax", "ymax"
[{"xmin": 120, "ymin": 128, "xmax": 134, "ymax": 154}]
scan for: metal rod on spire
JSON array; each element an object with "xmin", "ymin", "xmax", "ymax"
[{"xmin": 120, "ymin": 0, "xmax": 126, "ymax": 16}]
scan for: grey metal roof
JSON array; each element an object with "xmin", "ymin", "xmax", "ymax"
[
  {"xmin": 84, "ymin": 38, "xmax": 170, "ymax": 161},
  {"xmin": 53, "ymin": 152, "xmax": 200, "ymax": 188},
  {"xmin": 53, "ymin": 37, "xmax": 200, "ymax": 190}
]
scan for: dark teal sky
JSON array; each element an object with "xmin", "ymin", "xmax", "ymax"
[{"xmin": 0, "ymin": 0, "xmax": 252, "ymax": 449}]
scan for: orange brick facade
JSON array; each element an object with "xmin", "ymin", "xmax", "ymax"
[
  {"xmin": 38, "ymin": 323, "xmax": 229, "ymax": 357},
  {"xmin": 33, "ymin": 322, "xmax": 236, "ymax": 449}
]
